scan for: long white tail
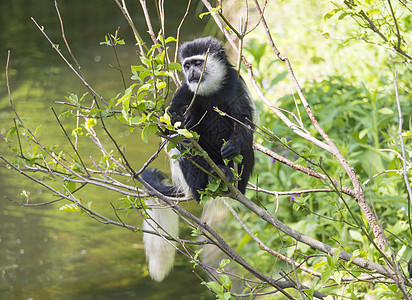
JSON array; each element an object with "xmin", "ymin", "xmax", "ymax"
[{"xmin": 143, "ymin": 198, "xmax": 179, "ymax": 282}]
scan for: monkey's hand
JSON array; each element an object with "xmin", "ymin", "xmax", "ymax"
[
  {"xmin": 183, "ymin": 109, "xmax": 197, "ymax": 130},
  {"xmin": 216, "ymin": 164, "xmax": 234, "ymax": 182},
  {"xmin": 171, "ymin": 112, "xmax": 185, "ymax": 128},
  {"xmin": 221, "ymin": 140, "xmax": 240, "ymax": 160}
]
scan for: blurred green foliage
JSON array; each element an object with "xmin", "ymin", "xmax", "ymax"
[{"xmin": 221, "ymin": 0, "xmax": 412, "ymax": 298}]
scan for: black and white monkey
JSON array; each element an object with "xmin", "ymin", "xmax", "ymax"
[{"xmin": 141, "ymin": 36, "xmax": 255, "ymax": 281}]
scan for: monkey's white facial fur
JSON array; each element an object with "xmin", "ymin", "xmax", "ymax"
[{"xmin": 182, "ymin": 54, "xmax": 227, "ymax": 96}]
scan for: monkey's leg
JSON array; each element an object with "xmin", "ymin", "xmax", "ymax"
[{"xmin": 179, "ymin": 158, "xmax": 209, "ymax": 201}]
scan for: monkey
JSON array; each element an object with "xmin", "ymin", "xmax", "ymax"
[{"xmin": 141, "ymin": 36, "xmax": 255, "ymax": 281}]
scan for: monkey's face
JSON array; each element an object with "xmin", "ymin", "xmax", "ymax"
[
  {"xmin": 181, "ymin": 54, "xmax": 227, "ymax": 96},
  {"xmin": 183, "ymin": 58, "xmax": 205, "ymax": 84}
]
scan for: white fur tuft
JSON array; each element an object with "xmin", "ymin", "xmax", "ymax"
[
  {"xmin": 168, "ymin": 147, "xmax": 191, "ymax": 197},
  {"xmin": 143, "ymin": 198, "xmax": 179, "ymax": 282},
  {"xmin": 184, "ymin": 54, "xmax": 227, "ymax": 96}
]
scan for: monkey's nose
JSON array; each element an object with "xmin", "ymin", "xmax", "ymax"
[{"xmin": 189, "ymin": 73, "xmax": 200, "ymax": 82}]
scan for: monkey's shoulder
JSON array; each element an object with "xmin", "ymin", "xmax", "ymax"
[{"xmin": 169, "ymin": 82, "xmax": 193, "ymax": 115}]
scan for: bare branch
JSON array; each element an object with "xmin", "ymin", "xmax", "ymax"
[
  {"xmin": 253, "ymin": 142, "xmax": 356, "ymax": 197},
  {"xmin": 114, "ymin": 0, "xmax": 145, "ymax": 55}
]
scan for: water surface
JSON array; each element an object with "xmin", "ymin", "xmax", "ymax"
[{"xmin": 0, "ymin": 0, "xmax": 213, "ymax": 299}]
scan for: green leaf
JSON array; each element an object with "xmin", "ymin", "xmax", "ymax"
[
  {"xmin": 359, "ymin": 128, "xmax": 371, "ymax": 139},
  {"xmin": 311, "ymin": 261, "xmax": 326, "ymax": 274},
  {"xmin": 219, "ymin": 259, "xmax": 230, "ymax": 270},
  {"xmin": 388, "ymin": 220, "xmax": 409, "ymax": 235},
  {"xmin": 140, "ymin": 56, "xmax": 151, "ymax": 67},
  {"xmin": 320, "ymin": 269, "xmax": 332, "ymax": 283},
  {"xmin": 85, "ymin": 118, "xmax": 97, "ymax": 131},
  {"xmin": 157, "ymin": 81, "xmax": 167, "ymax": 90},
  {"xmin": 219, "ymin": 274, "xmax": 232, "ymax": 289},
  {"xmin": 166, "ymin": 141, "xmax": 177, "ymax": 152},
  {"xmin": 367, "ymin": 8, "xmax": 381, "ymax": 15},
  {"xmin": 59, "ymin": 203, "xmax": 80, "ymax": 212},
  {"xmin": 160, "ymin": 112, "xmax": 172, "ymax": 126},
  {"xmin": 396, "ymin": 245, "xmax": 407, "ymax": 261},
  {"xmin": 332, "ymin": 271, "xmax": 343, "ymax": 285},
  {"xmin": 349, "ymin": 229, "xmax": 364, "ymax": 243},
  {"xmin": 117, "ymin": 83, "xmax": 137, "ymax": 106},
  {"xmin": 232, "ymin": 154, "xmax": 243, "ymax": 164},
  {"xmin": 235, "ymin": 233, "xmax": 251, "ymax": 252},
  {"xmin": 141, "ymin": 124, "xmax": 158, "ymax": 143},
  {"xmin": 219, "ymin": 292, "xmax": 232, "ymax": 300},
  {"xmin": 270, "ymin": 71, "xmax": 288, "ymax": 85},
  {"xmin": 165, "ymin": 36, "xmax": 177, "ymax": 44},
  {"xmin": 168, "ymin": 62, "xmax": 182, "ymax": 71},
  {"xmin": 338, "ymin": 12, "xmax": 349, "ymax": 20},
  {"xmin": 199, "ymin": 6, "xmax": 220, "ymax": 19},
  {"xmin": 190, "ymin": 249, "xmax": 202, "ymax": 269},
  {"xmin": 378, "ymin": 107, "xmax": 394, "ymax": 115},
  {"xmin": 332, "ymin": 249, "xmax": 341, "ymax": 265},
  {"xmin": 203, "ymin": 281, "xmax": 223, "ymax": 293},
  {"xmin": 208, "ymin": 178, "xmax": 221, "ymax": 192},
  {"xmin": 64, "ymin": 181, "xmax": 76, "ymax": 193},
  {"xmin": 324, "ymin": 9, "xmax": 340, "ymax": 22},
  {"xmin": 21, "ymin": 190, "xmax": 30, "ymax": 198},
  {"xmin": 6, "ymin": 126, "xmax": 17, "ymax": 139},
  {"xmin": 327, "ymin": 255, "xmax": 333, "ymax": 267},
  {"xmin": 176, "ymin": 128, "xmax": 193, "ymax": 138},
  {"xmin": 191, "ymin": 227, "xmax": 202, "ymax": 237}
]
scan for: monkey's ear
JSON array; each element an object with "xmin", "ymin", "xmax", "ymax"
[{"xmin": 216, "ymin": 48, "xmax": 227, "ymax": 60}]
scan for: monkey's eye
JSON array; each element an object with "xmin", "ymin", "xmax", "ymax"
[
  {"xmin": 184, "ymin": 63, "xmax": 190, "ymax": 70},
  {"xmin": 194, "ymin": 60, "xmax": 203, "ymax": 67}
]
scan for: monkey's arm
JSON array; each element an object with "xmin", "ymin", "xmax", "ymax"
[
  {"xmin": 221, "ymin": 98, "xmax": 254, "ymax": 160},
  {"xmin": 218, "ymin": 72, "xmax": 255, "ymax": 160},
  {"xmin": 221, "ymin": 121, "xmax": 253, "ymax": 159},
  {"xmin": 168, "ymin": 83, "xmax": 192, "ymax": 123}
]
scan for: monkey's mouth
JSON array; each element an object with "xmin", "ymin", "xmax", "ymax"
[
  {"xmin": 189, "ymin": 78, "xmax": 201, "ymax": 83},
  {"xmin": 188, "ymin": 76, "xmax": 205, "ymax": 84},
  {"xmin": 188, "ymin": 70, "xmax": 208, "ymax": 83}
]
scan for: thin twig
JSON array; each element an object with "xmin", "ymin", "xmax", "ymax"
[
  {"xmin": 140, "ymin": 0, "xmax": 158, "ymax": 44},
  {"xmin": 114, "ymin": 0, "xmax": 145, "ymax": 55},
  {"xmin": 134, "ymin": 140, "xmax": 167, "ymax": 176},
  {"xmin": 362, "ymin": 170, "xmax": 400, "ymax": 185},
  {"xmin": 50, "ymin": 107, "xmax": 89, "ymax": 175},
  {"xmin": 54, "ymin": 0, "xmax": 83, "ymax": 75},
  {"xmin": 174, "ymin": 0, "xmax": 192, "ymax": 62},
  {"xmin": 31, "ymin": 18, "xmax": 108, "ymax": 105},
  {"xmin": 108, "ymin": 28, "xmax": 127, "ymax": 90},
  {"xmin": 253, "ymin": 142, "xmax": 356, "ymax": 198},
  {"xmin": 387, "ymin": 0, "xmax": 402, "ymax": 50}
]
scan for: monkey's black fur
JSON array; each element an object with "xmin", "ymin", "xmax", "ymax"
[
  {"xmin": 141, "ymin": 168, "xmax": 185, "ymax": 197},
  {"xmin": 143, "ymin": 37, "xmax": 254, "ymax": 201}
]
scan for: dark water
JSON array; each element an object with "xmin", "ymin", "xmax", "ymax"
[{"xmin": 0, "ymin": 0, "xmax": 213, "ymax": 299}]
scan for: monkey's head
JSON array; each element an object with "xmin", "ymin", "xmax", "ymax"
[{"xmin": 179, "ymin": 36, "xmax": 228, "ymax": 96}]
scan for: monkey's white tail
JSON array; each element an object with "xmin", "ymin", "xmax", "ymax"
[{"xmin": 143, "ymin": 198, "xmax": 179, "ymax": 282}]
